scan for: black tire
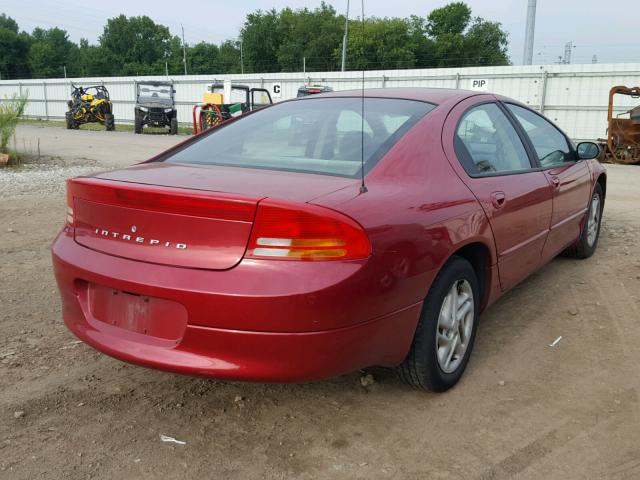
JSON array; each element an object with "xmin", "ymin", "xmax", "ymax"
[
  {"xmin": 396, "ymin": 256, "xmax": 480, "ymax": 392},
  {"xmin": 105, "ymin": 113, "xmax": 115, "ymax": 131},
  {"xmin": 65, "ymin": 111, "xmax": 73, "ymax": 130},
  {"xmin": 134, "ymin": 110, "xmax": 143, "ymax": 134},
  {"xmin": 564, "ymin": 183, "xmax": 604, "ymax": 259},
  {"xmin": 170, "ymin": 115, "xmax": 178, "ymax": 135}
]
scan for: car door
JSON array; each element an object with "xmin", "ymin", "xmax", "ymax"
[
  {"xmin": 504, "ymin": 104, "xmax": 592, "ymax": 260},
  {"xmin": 442, "ymin": 98, "xmax": 553, "ymax": 292}
]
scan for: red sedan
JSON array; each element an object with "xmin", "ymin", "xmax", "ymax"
[{"xmin": 52, "ymin": 88, "xmax": 606, "ymax": 391}]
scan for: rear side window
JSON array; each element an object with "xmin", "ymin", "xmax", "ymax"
[
  {"xmin": 506, "ymin": 104, "xmax": 573, "ymax": 167},
  {"xmin": 455, "ymin": 103, "xmax": 532, "ymax": 175},
  {"xmin": 163, "ymin": 98, "xmax": 434, "ymax": 178}
]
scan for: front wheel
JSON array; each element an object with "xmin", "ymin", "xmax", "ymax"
[
  {"xmin": 104, "ymin": 113, "xmax": 115, "ymax": 131},
  {"xmin": 134, "ymin": 111, "xmax": 142, "ymax": 134},
  {"xmin": 170, "ymin": 116, "xmax": 178, "ymax": 135},
  {"xmin": 65, "ymin": 111, "xmax": 74, "ymax": 130},
  {"xmin": 564, "ymin": 183, "xmax": 603, "ymax": 259},
  {"xmin": 396, "ymin": 256, "xmax": 480, "ymax": 392}
]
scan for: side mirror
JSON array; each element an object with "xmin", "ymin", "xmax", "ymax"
[{"xmin": 576, "ymin": 142, "xmax": 600, "ymax": 160}]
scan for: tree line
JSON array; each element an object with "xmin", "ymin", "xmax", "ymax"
[{"xmin": 0, "ymin": 2, "xmax": 509, "ymax": 80}]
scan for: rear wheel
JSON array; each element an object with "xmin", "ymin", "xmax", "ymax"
[
  {"xmin": 564, "ymin": 183, "xmax": 603, "ymax": 259},
  {"xmin": 170, "ymin": 115, "xmax": 178, "ymax": 135},
  {"xmin": 396, "ymin": 256, "xmax": 480, "ymax": 392},
  {"xmin": 200, "ymin": 105, "xmax": 223, "ymax": 131},
  {"xmin": 199, "ymin": 111, "xmax": 210, "ymax": 131},
  {"xmin": 105, "ymin": 113, "xmax": 115, "ymax": 131}
]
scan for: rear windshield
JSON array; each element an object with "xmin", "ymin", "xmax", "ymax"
[{"xmin": 163, "ymin": 97, "xmax": 434, "ymax": 178}]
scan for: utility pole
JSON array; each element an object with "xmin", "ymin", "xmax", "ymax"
[
  {"xmin": 522, "ymin": 0, "xmax": 537, "ymax": 65},
  {"xmin": 165, "ymin": 61, "xmax": 169, "ymax": 77},
  {"xmin": 303, "ymin": 56, "xmax": 306, "ymax": 75},
  {"xmin": 240, "ymin": 38, "xmax": 244, "ymax": 74},
  {"xmin": 63, "ymin": 65, "xmax": 67, "ymax": 79},
  {"xmin": 341, "ymin": 0, "xmax": 350, "ymax": 72},
  {"xmin": 563, "ymin": 41, "xmax": 574, "ymax": 64},
  {"xmin": 181, "ymin": 24, "xmax": 187, "ymax": 75}
]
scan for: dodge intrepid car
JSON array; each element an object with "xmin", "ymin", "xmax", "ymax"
[{"xmin": 52, "ymin": 88, "xmax": 606, "ymax": 391}]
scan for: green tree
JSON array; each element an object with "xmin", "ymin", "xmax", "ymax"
[
  {"xmin": 406, "ymin": 15, "xmax": 436, "ymax": 68},
  {"xmin": 276, "ymin": 3, "xmax": 343, "ymax": 72},
  {"xmin": 424, "ymin": 2, "xmax": 509, "ymax": 67},
  {"xmin": 241, "ymin": 9, "xmax": 281, "ymax": 73},
  {"xmin": 0, "ymin": 14, "xmax": 31, "ymax": 79},
  {"xmin": 426, "ymin": 2, "xmax": 471, "ymax": 37},
  {"xmin": 462, "ymin": 18, "xmax": 509, "ymax": 66},
  {"xmin": 76, "ymin": 38, "xmax": 117, "ymax": 77},
  {"xmin": 425, "ymin": 3, "xmax": 470, "ymax": 67},
  {"xmin": 29, "ymin": 27, "xmax": 79, "ymax": 78},
  {"xmin": 0, "ymin": 2, "xmax": 509, "ymax": 79},
  {"xmin": 342, "ymin": 17, "xmax": 417, "ymax": 70},
  {"xmin": 99, "ymin": 15, "xmax": 173, "ymax": 74},
  {"xmin": 187, "ymin": 42, "xmax": 220, "ymax": 75},
  {"xmin": 218, "ymin": 40, "xmax": 242, "ymax": 74}
]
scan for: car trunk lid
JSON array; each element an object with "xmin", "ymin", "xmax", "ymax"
[
  {"xmin": 93, "ymin": 162, "xmax": 358, "ymax": 203},
  {"xmin": 69, "ymin": 177, "xmax": 261, "ymax": 270},
  {"xmin": 69, "ymin": 163, "xmax": 358, "ymax": 270}
]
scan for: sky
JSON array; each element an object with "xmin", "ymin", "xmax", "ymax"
[{"xmin": 0, "ymin": 0, "xmax": 638, "ymax": 65}]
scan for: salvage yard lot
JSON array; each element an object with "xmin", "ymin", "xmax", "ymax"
[{"xmin": 1, "ymin": 125, "xmax": 639, "ymax": 479}]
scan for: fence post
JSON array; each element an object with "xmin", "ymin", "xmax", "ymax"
[
  {"xmin": 455, "ymin": 73, "xmax": 461, "ymax": 89},
  {"xmin": 539, "ymin": 69, "xmax": 548, "ymax": 114},
  {"xmin": 18, "ymin": 82, "xmax": 22, "ymax": 96},
  {"xmin": 382, "ymin": 75, "xmax": 387, "ymax": 88},
  {"xmin": 43, "ymin": 82, "xmax": 49, "ymax": 120}
]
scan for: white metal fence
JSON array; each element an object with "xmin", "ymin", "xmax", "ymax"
[{"xmin": 2, "ymin": 63, "xmax": 640, "ymax": 141}]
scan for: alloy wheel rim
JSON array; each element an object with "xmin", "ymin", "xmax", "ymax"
[
  {"xmin": 436, "ymin": 279, "xmax": 474, "ymax": 374},
  {"xmin": 586, "ymin": 194, "xmax": 601, "ymax": 247}
]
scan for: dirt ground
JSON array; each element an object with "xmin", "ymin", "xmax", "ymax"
[{"xmin": 1, "ymin": 125, "xmax": 639, "ymax": 480}]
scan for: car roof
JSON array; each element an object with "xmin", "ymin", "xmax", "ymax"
[
  {"xmin": 137, "ymin": 81, "xmax": 173, "ymax": 86},
  {"xmin": 310, "ymin": 87, "xmax": 481, "ymax": 105}
]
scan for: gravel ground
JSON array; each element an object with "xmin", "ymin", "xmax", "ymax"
[
  {"xmin": 1, "ymin": 159, "xmax": 104, "ymax": 196},
  {"xmin": 2, "ymin": 124, "xmax": 185, "ymax": 196},
  {"xmin": 1, "ymin": 127, "xmax": 639, "ymax": 480}
]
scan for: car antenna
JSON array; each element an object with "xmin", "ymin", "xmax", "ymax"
[{"xmin": 359, "ymin": 0, "xmax": 368, "ymax": 194}]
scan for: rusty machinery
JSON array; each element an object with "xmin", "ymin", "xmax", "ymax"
[{"xmin": 598, "ymin": 85, "xmax": 640, "ymax": 164}]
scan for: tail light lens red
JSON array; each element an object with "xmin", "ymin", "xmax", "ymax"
[{"xmin": 246, "ymin": 201, "xmax": 370, "ymax": 261}]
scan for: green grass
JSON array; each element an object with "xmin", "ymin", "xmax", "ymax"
[
  {"xmin": 19, "ymin": 118, "xmax": 193, "ymax": 135},
  {"xmin": 4, "ymin": 149, "xmax": 24, "ymax": 166},
  {"xmin": 1, "ymin": 94, "xmax": 28, "ymax": 152}
]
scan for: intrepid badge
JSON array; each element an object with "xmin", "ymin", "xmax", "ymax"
[{"xmin": 94, "ymin": 228, "xmax": 187, "ymax": 249}]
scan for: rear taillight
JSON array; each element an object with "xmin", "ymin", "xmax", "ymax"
[
  {"xmin": 246, "ymin": 201, "xmax": 370, "ymax": 261},
  {"xmin": 66, "ymin": 179, "xmax": 74, "ymax": 227}
]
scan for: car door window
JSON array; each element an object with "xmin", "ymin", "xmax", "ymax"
[
  {"xmin": 506, "ymin": 104, "xmax": 573, "ymax": 168},
  {"xmin": 455, "ymin": 103, "xmax": 532, "ymax": 175}
]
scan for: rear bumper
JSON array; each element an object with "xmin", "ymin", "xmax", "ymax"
[{"xmin": 52, "ymin": 229, "xmax": 421, "ymax": 382}]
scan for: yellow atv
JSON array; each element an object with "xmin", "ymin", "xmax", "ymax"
[{"xmin": 65, "ymin": 84, "xmax": 115, "ymax": 131}]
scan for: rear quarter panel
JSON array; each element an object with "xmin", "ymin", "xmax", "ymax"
[{"xmin": 313, "ymin": 101, "xmax": 499, "ymax": 317}]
